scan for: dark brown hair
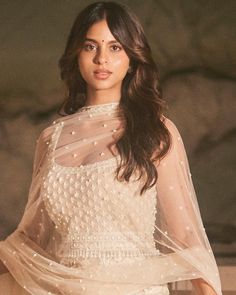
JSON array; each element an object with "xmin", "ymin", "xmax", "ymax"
[{"xmin": 58, "ymin": 1, "xmax": 171, "ymax": 194}]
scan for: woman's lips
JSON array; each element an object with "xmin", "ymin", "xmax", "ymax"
[{"xmin": 93, "ymin": 69, "xmax": 112, "ymax": 80}]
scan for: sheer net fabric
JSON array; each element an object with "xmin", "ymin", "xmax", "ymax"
[{"xmin": 0, "ymin": 102, "xmax": 222, "ymax": 295}]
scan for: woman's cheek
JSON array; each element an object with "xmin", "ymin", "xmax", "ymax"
[{"xmin": 112, "ymin": 57, "xmax": 129, "ymax": 74}]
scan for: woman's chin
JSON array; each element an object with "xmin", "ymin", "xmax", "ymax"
[{"xmin": 88, "ymin": 81, "xmax": 120, "ymax": 92}]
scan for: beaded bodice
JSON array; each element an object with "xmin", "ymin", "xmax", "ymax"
[
  {"xmin": 42, "ymin": 157, "xmax": 158, "ymax": 265},
  {"xmin": 41, "ymin": 103, "xmax": 159, "ymax": 265}
]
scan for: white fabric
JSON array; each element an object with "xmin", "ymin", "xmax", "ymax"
[
  {"xmin": 0, "ymin": 102, "xmax": 222, "ymax": 294},
  {"xmin": 0, "ymin": 273, "xmax": 169, "ymax": 295}
]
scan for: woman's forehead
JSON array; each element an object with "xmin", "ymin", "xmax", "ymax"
[{"xmin": 85, "ymin": 20, "xmax": 117, "ymax": 43}]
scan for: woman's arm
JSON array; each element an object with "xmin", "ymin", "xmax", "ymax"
[
  {"xmin": 191, "ymin": 278, "xmax": 218, "ymax": 295},
  {"xmin": 0, "ymin": 126, "xmax": 51, "ymax": 275},
  {"xmin": 0, "ymin": 260, "xmax": 8, "ymax": 274},
  {"xmin": 155, "ymin": 117, "xmax": 222, "ymax": 295}
]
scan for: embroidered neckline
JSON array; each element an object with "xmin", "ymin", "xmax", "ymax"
[
  {"xmin": 52, "ymin": 155, "xmax": 120, "ymax": 172},
  {"xmin": 77, "ymin": 102, "xmax": 120, "ymax": 114}
]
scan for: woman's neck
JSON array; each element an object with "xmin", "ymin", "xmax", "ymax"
[{"xmin": 85, "ymin": 89, "xmax": 121, "ymax": 106}]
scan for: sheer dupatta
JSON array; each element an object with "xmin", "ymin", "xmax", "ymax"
[
  {"xmin": 0, "ymin": 102, "xmax": 222, "ymax": 295},
  {"xmin": 154, "ymin": 118, "xmax": 221, "ymax": 294}
]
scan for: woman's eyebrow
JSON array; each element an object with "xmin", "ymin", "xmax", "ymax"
[{"xmin": 84, "ymin": 38, "xmax": 120, "ymax": 44}]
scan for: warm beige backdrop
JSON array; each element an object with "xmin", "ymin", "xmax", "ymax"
[{"xmin": 0, "ymin": 0, "xmax": 235, "ymax": 260}]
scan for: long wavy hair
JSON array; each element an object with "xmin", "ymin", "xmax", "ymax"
[{"xmin": 58, "ymin": 1, "xmax": 171, "ymax": 195}]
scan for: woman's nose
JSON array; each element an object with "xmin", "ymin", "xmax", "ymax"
[{"xmin": 94, "ymin": 48, "xmax": 108, "ymax": 65}]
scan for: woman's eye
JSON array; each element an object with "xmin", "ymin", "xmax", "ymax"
[
  {"xmin": 110, "ymin": 45, "xmax": 122, "ymax": 51},
  {"xmin": 83, "ymin": 44, "xmax": 97, "ymax": 51}
]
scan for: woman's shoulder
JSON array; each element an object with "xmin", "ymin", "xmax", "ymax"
[
  {"xmin": 36, "ymin": 117, "xmax": 62, "ymax": 144},
  {"xmin": 37, "ymin": 113, "xmax": 73, "ymax": 142},
  {"xmin": 161, "ymin": 115, "xmax": 181, "ymax": 139}
]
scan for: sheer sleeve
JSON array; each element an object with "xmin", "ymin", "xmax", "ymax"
[
  {"xmin": 16, "ymin": 126, "xmax": 55, "ymax": 249},
  {"xmin": 0, "ymin": 124, "xmax": 56, "ymax": 281},
  {"xmin": 154, "ymin": 117, "xmax": 222, "ymax": 294}
]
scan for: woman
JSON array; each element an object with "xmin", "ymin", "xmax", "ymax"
[{"xmin": 0, "ymin": 2, "xmax": 222, "ymax": 294}]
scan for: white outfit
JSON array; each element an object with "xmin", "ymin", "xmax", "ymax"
[{"xmin": 0, "ymin": 102, "xmax": 222, "ymax": 294}]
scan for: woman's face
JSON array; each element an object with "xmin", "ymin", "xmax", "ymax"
[{"xmin": 78, "ymin": 20, "xmax": 130, "ymax": 94}]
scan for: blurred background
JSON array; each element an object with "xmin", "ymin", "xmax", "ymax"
[{"xmin": 0, "ymin": 0, "xmax": 235, "ymax": 289}]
